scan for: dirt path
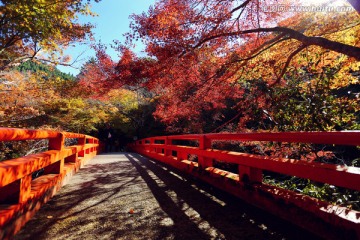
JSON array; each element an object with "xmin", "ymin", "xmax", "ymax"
[{"xmin": 14, "ymin": 153, "xmax": 320, "ymax": 240}]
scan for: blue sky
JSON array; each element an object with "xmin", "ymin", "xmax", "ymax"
[{"xmin": 57, "ymin": 0, "xmax": 155, "ymax": 75}]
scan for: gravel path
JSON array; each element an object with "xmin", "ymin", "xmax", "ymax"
[{"xmin": 14, "ymin": 153, "xmax": 320, "ymax": 240}]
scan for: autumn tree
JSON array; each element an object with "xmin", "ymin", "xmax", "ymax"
[
  {"xmin": 0, "ymin": 69, "xmax": 56, "ymax": 127},
  {"xmin": 0, "ymin": 0, "xmax": 100, "ymax": 70},
  {"xmin": 77, "ymin": 46, "xmax": 120, "ymax": 97},
  {"xmin": 121, "ymin": 0, "xmax": 359, "ymax": 132},
  {"xmin": 128, "ymin": 0, "xmax": 359, "ymax": 77}
]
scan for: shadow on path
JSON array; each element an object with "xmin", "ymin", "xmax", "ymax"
[
  {"xmin": 14, "ymin": 153, "xmax": 321, "ymax": 240},
  {"xmin": 125, "ymin": 153, "xmax": 321, "ymax": 240}
]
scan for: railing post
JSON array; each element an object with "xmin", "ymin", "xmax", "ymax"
[
  {"xmin": 198, "ymin": 135, "xmax": 212, "ymax": 169},
  {"xmin": 155, "ymin": 139, "xmax": 162, "ymax": 154},
  {"xmin": 176, "ymin": 138, "xmax": 187, "ymax": 161},
  {"xmin": 87, "ymin": 138, "xmax": 95, "ymax": 156},
  {"xmin": 94, "ymin": 138, "xmax": 99, "ymax": 154},
  {"xmin": 78, "ymin": 136, "xmax": 86, "ymax": 158},
  {"xmin": 164, "ymin": 137, "xmax": 172, "ymax": 157},
  {"xmin": 19, "ymin": 175, "xmax": 32, "ymax": 203},
  {"xmin": 238, "ymin": 165, "xmax": 262, "ymax": 184},
  {"xmin": 150, "ymin": 139, "xmax": 155, "ymax": 153},
  {"xmin": 48, "ymin": 133, "xmax": 65, "ymax": 151},
  {"xmin": 85, "ymin": 138, "xmax": 91, "ymax": 155},
  {"xmin": 44, "ymin": 133, "xmax": 65, "ymax": 175}
]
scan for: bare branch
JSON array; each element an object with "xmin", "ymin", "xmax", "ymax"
[{"xmin": 230, "ymin": 0, "xmax": 251, "ymax": 14}]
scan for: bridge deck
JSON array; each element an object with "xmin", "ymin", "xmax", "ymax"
[{"xmin": 14, "ymin": 153, "xmax": 319, "ymax": 240}]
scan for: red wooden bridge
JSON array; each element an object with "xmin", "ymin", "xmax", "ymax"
[{"xmin": 0, "ymin": 128, "xmax": 359, "ymax": 239}]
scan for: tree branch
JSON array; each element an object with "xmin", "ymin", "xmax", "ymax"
[
  {"xmin": 194, "ymin": 26, "xmax": 360, "ymax": 60},
  {"xmin": 270, "ymin": 44, "xmax": 307, "ymax": 86},
  {"xmin": 230, "ymin": 0, "xmax": 251, "ymax": 14}
]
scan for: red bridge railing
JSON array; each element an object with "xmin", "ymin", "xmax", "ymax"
[
  {"xmin": 0, "ymin": 128, "xmax": 99, "ymax": 239},
  {"xmin": 129, "ymin": 131, "xmax": 360, "ymax": 240}
]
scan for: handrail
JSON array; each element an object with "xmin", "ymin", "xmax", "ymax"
[
  {"xmin": 129, "ymin": 131, "xmax": 360, "ymax": 239},
  {"xmin": 0, "ymin": 128, "xmax": 99, "ymax": 238},
  {"xmin": 0, "ymin": 128, "xmax": 60, "ymax": 141},
  {"xmin": 0, "ymin": 127, "xmax": 92, "ymax": 141},
  {"xmin": 166, "ymin": 131, "xmax": 360, "ymax": 145}
]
